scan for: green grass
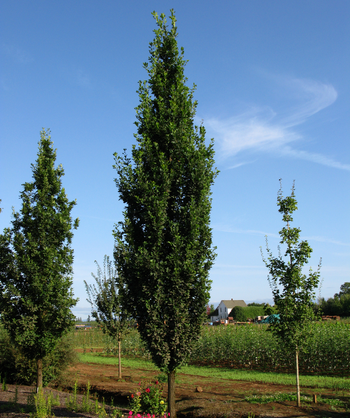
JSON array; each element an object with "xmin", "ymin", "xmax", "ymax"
[
  {"xmin": 79, "ymin": 353, "xmax": 159, "ymax": 370},
  {"xmin": 78, "ymin": 353, "xmax": 350, "ymax": 391},
  {"xmin": 245, "ymin": 392, "xmax": 348, "ymax": 409},
  {"xmin": 245, "ymin": 392, "xmax": 313, "ymax": 404}
]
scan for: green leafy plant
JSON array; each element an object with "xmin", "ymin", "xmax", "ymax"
[
  {"xmin": 81, "ymin": 381, "xmax": 93, "ymax": 413},
  {"xmin": 2, "ymin": 375, "xmax": 7, "ymax": 391},
  {"xmin": 155, "ymin": 373, "xmax": 168, "ymax": 383},
  {"xmin": 31, "ymin": 388, "xmax": 60, "ymax": 418},
  {"xmin": 129, "ymin": 380, "xmax": 167, "ymax": 416},
  {"xmin": 0, "ymin": 128, "xmax": 79, "ymax": 391},
  {"xmin": 65, "ymin": 380, "xmax": 121, "ymax": 417},
  {"xmin": 261, "ymin": 181, "xmax": 321, "ymax": 406},
  {"xmin": 85, "ymin": 255, "xmax": 131, "ymax": 379},
  {"xmin": 13, "ymin": 385, "xmax": 18, "ymax": 404},
  {"xmin": 66, "ymin": 380, "xmax": 79, "ymax": 411}
]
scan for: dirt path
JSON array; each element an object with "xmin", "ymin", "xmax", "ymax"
[{"xmin": 0, "ymin": 360, "xmax": 349, "ymax": 417}]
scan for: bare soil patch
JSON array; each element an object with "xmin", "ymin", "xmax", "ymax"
[{"xmin": 0, "ymin": 359, "xmax": 349, "ymax": 417}]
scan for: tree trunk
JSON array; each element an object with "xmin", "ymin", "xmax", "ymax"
[
  {"xmin": 118, "ymin": 339, "xmax": 122, "ymax": 379},
  {"xmin": 37, "ymin": 358, "xmax": 43, "ymax": 392},
  {"xmin": 168, "ymin": 370, "xmax": 176, "ymax": 417},
  {"xmin": 295, "ymin": 349, "xmax": 300, "ymax": 407}
]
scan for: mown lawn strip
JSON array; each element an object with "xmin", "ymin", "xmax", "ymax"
[{"xmin": 78, "ymin": 353, "xmax": 350, "ymax": 391}]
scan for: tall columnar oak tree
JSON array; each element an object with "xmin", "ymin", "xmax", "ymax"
[
  {"xmin": 113, "ymin": 10, "xmax": 218, "ymax": 417},
  {"xmin": 85, "ymin": 255, "xmax": 130, "ymax": 378},
  {"xmin": 0, "ymin": 129, "xmax": 79, "ymax": 390},
  {"xmin": 261, "ymin": 181, "xmax": 321, "ymax": 407}
]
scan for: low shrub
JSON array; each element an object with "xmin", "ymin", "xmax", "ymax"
[{"xmin": 0, "ymin": 324, "xmax": 77, "ymax": 386}]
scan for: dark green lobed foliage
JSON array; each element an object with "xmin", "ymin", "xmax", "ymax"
[
  {"xmin": 113, "ymin": 11, "xmax": 217, "ymax": 375},
  {"xmin": 0, "ymin": 325, "xmax": 77, "ymax": 386},
  {"xmin": 0, "ymin": 129, "xmax": 79, "ymax": 389}
]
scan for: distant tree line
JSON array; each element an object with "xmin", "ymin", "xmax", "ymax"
[{"xmin": 319, "ymin": 282, "xmax": 350, "ymax": 317}]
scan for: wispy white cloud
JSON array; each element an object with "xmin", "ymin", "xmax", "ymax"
[
  {"xmin": 213, "ymin": 223, "xmax": 279, "ymax": 238},
  {"xmin": 206, "ymin": 76, "xmax": 349, "ymax": 170},
  {"xmin": 333, "ymin": 252, "xmax": 350, "ymax": 257},
  {"xmin": 227, "ymin": 161, "xmax": 252, "ymax": 169},
  {"xmin": 207, "ymin": 106, "xmax": 299, "ymax": 156},
  {"xmin": 281, "ymin": 78, "xmax": 337, "ymax": 126},
  {"xmin": 214, "ymin": 224, "xmax": 350, "ymax": 247},
  {"xmin": 305, "ymin": 236, "xmax": 350, "ymax": 247},
  {"xmin": 279, "ymin": 147, "xmax": 350, "ymax": 171}
]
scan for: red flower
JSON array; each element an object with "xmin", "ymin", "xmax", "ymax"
[
  {"xmin": 146, "ymin": 387, "xmax": 150, "ymax": 393},
  {"xmin": 155, "ymin": 381, "xmax": 159, "ymax": 385}
]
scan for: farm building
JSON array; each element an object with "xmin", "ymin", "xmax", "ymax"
[{"xmin": 211, "ymin": 299, "xmax": 247, "ymax": 322}]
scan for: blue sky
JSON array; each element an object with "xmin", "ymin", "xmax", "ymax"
[{"xmin": 1, "ymin": 1, "xmax": 349, "ymax": 319}]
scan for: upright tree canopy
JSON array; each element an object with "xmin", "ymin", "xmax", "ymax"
[
  {"xmin": 334, "ymin": 282, "xmax": 350, "ymax": 299},
  {"xmin": 85, "ymin": 255, "xmax": 130, "ymax": 378},
  {"xmin": 113, "ymin": 10, "xmax": 217, "ymax": 416},
  {"xmin": 0, "ymin": 129, "xmax": 79, "ymax": 389},
  {"xmin": 261, "ymin": 180, "xmax": 321, "ymax": 406}
]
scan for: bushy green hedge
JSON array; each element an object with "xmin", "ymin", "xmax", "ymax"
[
  {"xmin": 231, "ymin": 306, "xmax": 265, "ymax": 321},
  {"xmin": 0, "ymin": 324, "xmax": 77, "ymax": 386}
]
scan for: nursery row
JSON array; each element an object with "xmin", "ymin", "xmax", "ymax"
[
  {"xmin": 73, "ymin": 322, "xmax": 350, "ymax": 376},
  {"xmin": 190, "ymin": 322, "xmax": 350, "ymax": 375}
]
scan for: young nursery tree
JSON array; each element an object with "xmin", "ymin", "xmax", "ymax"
[
  {"xmin": 85, "ymin": 255, "xmax": 130, "ymax": 378},
  {"xmin": 261, "ymin": 180, "xmax": 321, "ymax": 407},
  {"xmin": 113, "ymin": 10, "xmax": 217, "ymax": 417},
  {"xmin": 0, "ymin": 129, "xmax": 79, "ymax": 390}
]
